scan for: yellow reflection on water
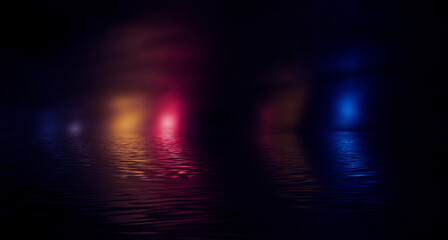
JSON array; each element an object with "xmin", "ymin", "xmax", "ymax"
[
  {"xmin": 103, "ymin": 93, "xmax": 201, "ymax": 181},
  {"xmin": 104, "ymin": 94, "xmax": 152, "ymax": 180},
  {"xmin": 107, "ymin": 132, "xmax": 150, "ymax": 180}
]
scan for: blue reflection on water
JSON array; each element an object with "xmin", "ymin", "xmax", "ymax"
[
  {"xmin": 3, "ymin": 114, "xmax": 410, "ymax": 240},
  {"xmin": 331, "ymin": 132, "xmax": 373, "ymax": 178},
  {"xmin": 320, "ymin": 131, "xmax": 381, "ymax": 208}
]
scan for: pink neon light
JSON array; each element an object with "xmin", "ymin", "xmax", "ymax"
[{"xmin": 160, "ymin": 113, "xmax": 176, "ymax": 129}]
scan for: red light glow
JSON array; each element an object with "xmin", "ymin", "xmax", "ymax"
[{"xmin": 160, "ymin": 113, "xmax": 176, "ymax": 129}]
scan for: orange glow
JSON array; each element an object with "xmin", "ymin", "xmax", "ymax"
[{"xmin": 109, "ymin": 94, "xmax": 147, "ymax": 133}]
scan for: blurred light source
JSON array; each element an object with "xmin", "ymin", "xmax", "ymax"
[
  {"xmin": 160, "ymin": 113, "xmax": 176, "ymax": 129},
  {"xmin": 330, "ymin": 77, "xmax": 372, "ymax": 130},
  {"xmin": 109, "ymin": 95, "xmax": 147, "ymax": 133},
  {"xmin": 338, "ymin": 93, "xmax": 358, "ymax": 128},
  {"xmin": 68, "ymin": 121, "xmax": 82, "ymax": 135}
]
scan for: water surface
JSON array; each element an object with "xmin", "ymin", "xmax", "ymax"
[{"xmin": 0, "ymin": 130, "xmax": 435, "ymax": 239}]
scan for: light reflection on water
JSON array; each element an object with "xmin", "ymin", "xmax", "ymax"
[
  {"xmin": 78, "ymin": 130, "xmax": 216, "ymax": 232},
  {"xmin": 260, "ymin": 133, "xmax": 320, "ymax": 208},
  {"xmin": 0, "ymin": 128, "xmax": 407, "ymax": 239},
  {"xmin": 317, "ymin": 131, "xmax": 382, "ymax": 207}
]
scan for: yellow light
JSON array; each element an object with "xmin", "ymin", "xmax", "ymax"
[{"xmin": 109, "ymin": 94, "xmax": 147, "ymax": 133}]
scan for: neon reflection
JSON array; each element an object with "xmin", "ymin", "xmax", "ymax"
[
  {"xmin": 322, "ymin": 131, "xmax": 381, "ymax": 207},
  {"xmin": 261, "ymin": 134, "xmax": 319, "ymax": 208}
]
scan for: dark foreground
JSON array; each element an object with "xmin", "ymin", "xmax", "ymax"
[{"xmin": 0, "ymin": 129, "xmax": 445, "ymax": 240}]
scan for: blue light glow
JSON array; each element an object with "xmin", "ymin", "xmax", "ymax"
[
  {"xmin": 325, "ymin": 45, "xmax": 379, "ymax": 74},
  {"xmin": 329, "ymin": 76, "xmax": 373, "ymax": 130},
  {"xmin": 335, "ymin": 53, "xmax": 362, "ymax": 73},
  {"xmin": 38, "ymin": 110, "xmax": 57, "ymax": 134},
  {"xmin": 338, "ymin": 92, "xmax": 359, "ymax": 128}
]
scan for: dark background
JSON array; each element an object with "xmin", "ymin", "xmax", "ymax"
[
  {"xmin": 1, "ymin": 0, "xmax": 443, "ymax": 130},
  {"xmin": 1, "ymin": 0, "xmax": 445, "ymax": 166},
  {"xmin": 0, "ymin": 1, "xmax": 446, "ymax": 239}
]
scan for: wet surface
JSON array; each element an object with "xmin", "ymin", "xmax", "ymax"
[{"xmin": 0, "ymin": 129, "xmax": 443, "ymax": 239}]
